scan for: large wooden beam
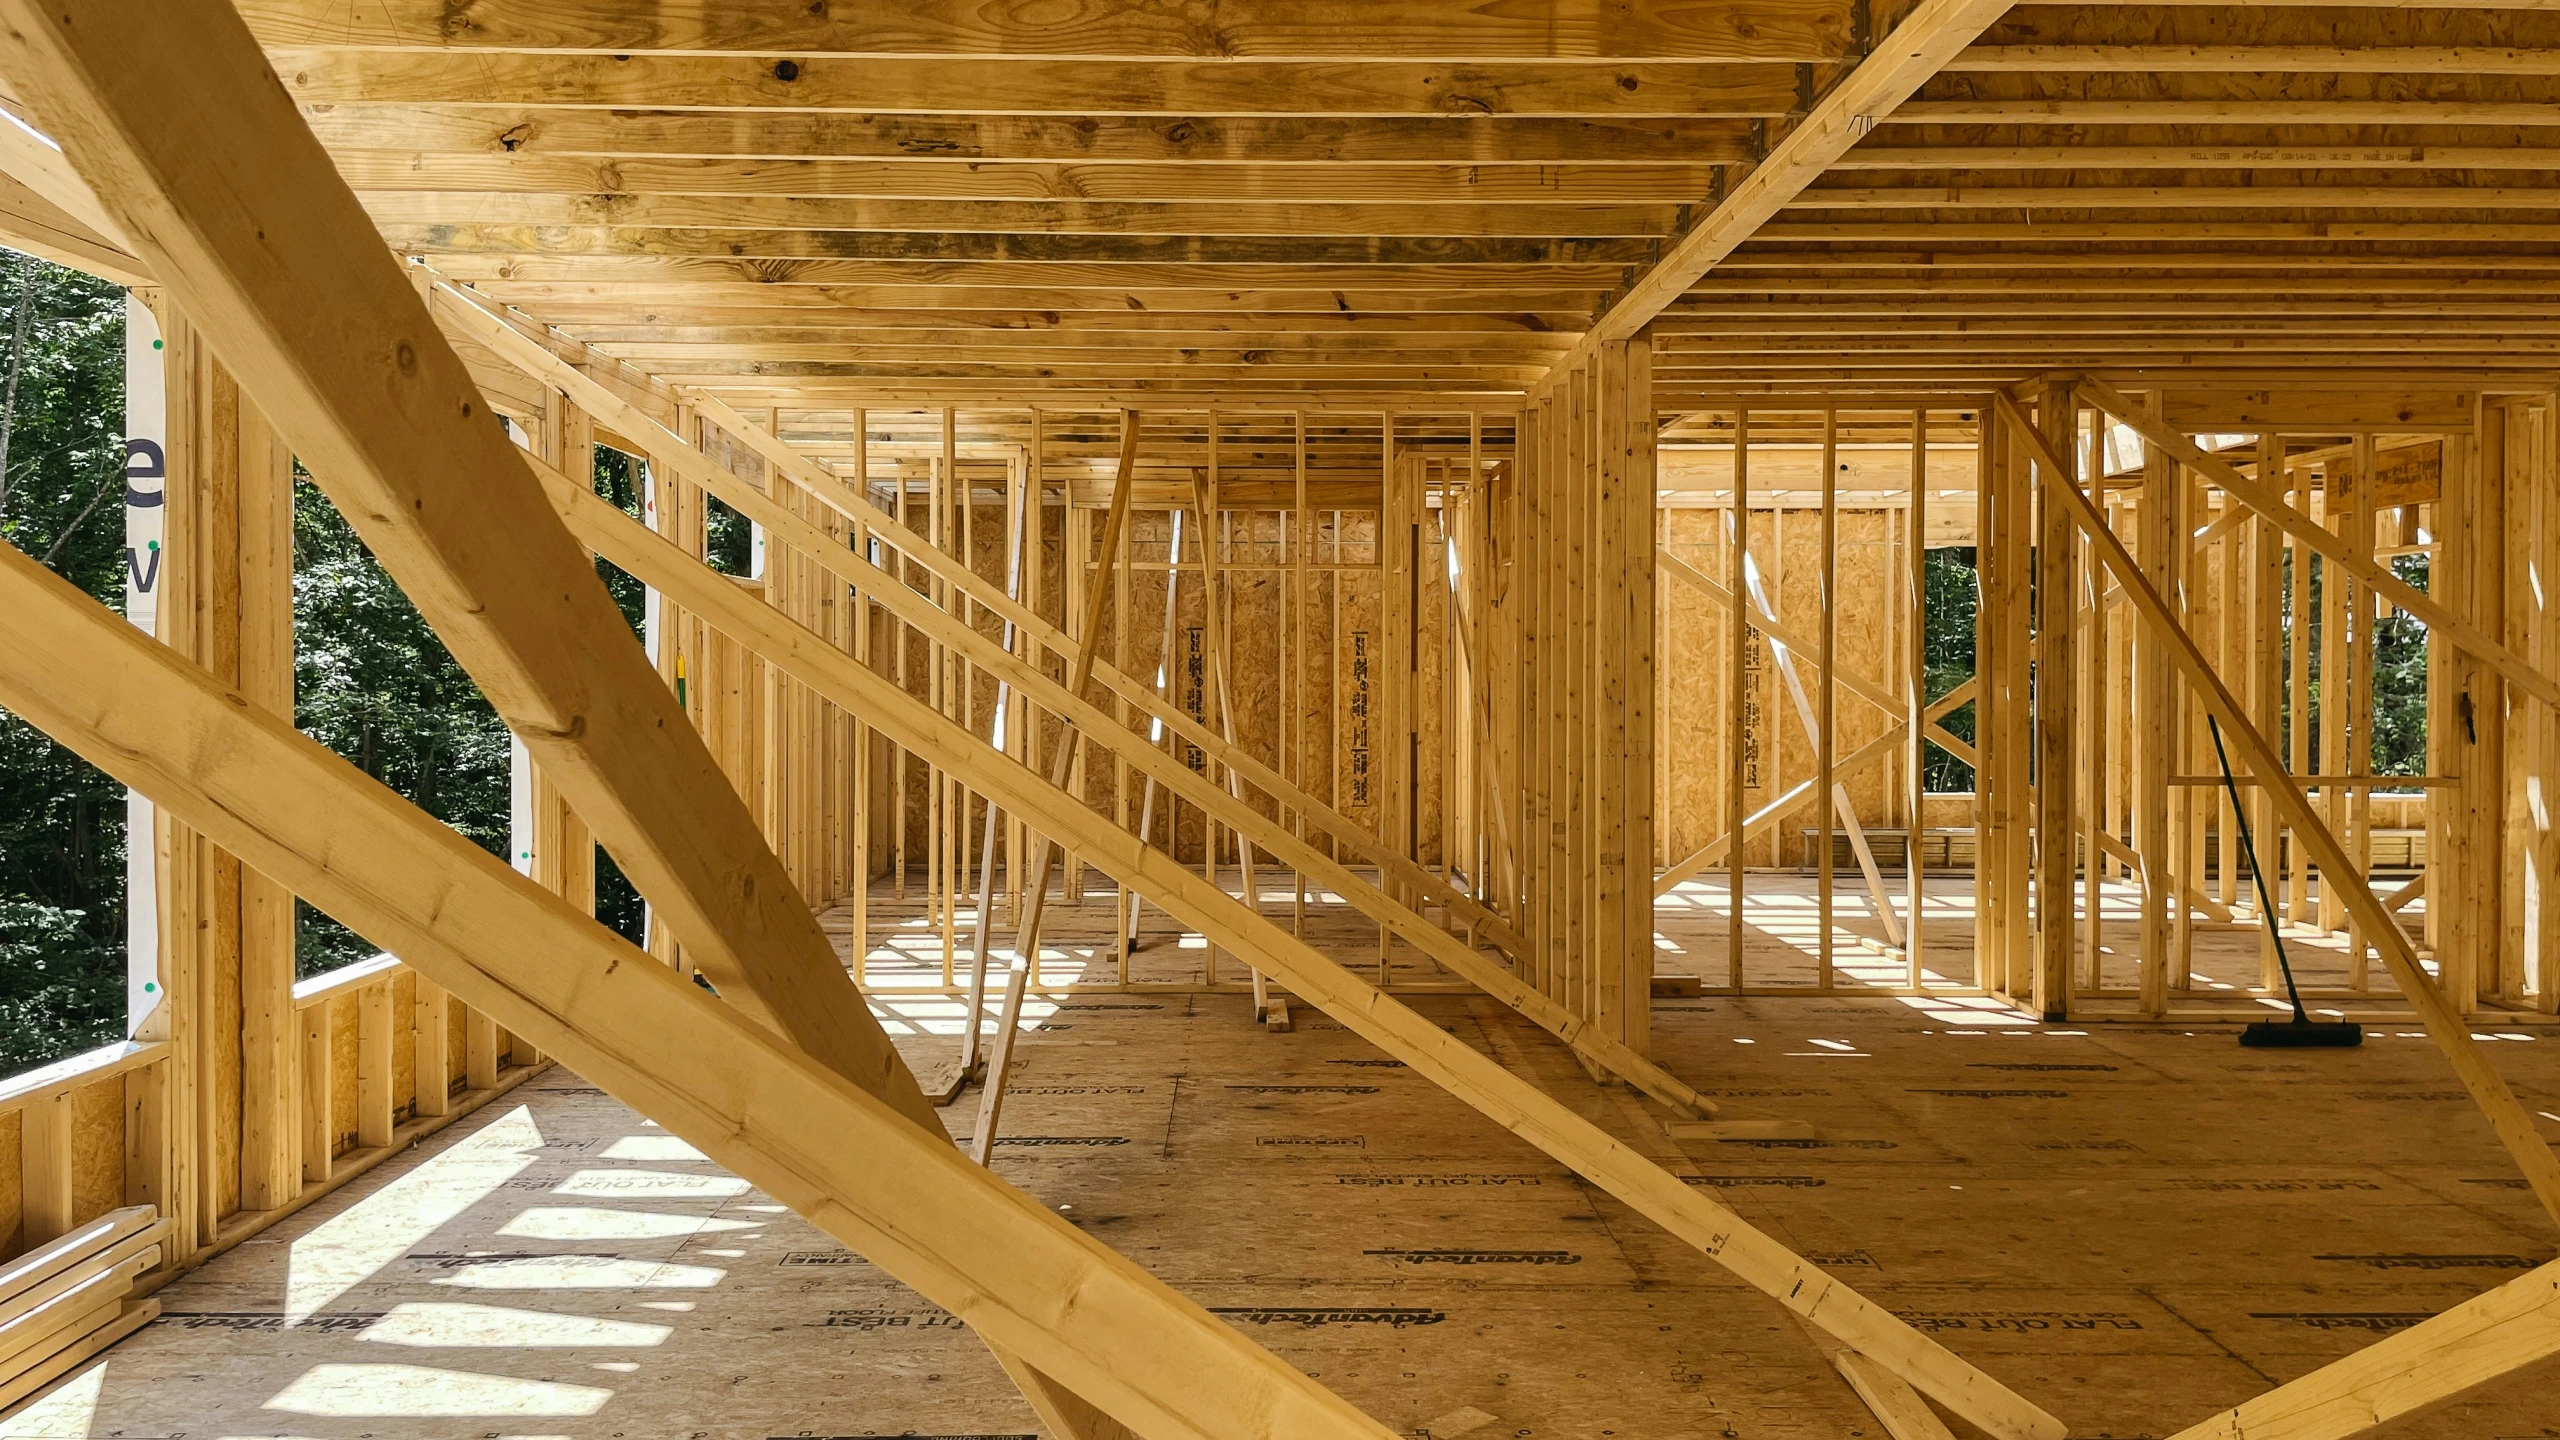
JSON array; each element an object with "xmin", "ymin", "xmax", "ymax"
[
  {"xmin": 1789, "ymin": 185, "xmax": 2560, "ymax": 211},
  {"xmin": 0, "ymin": 0, "xmax": 932, "ymax": 1117},
  {"xmin": 0, "ymin": 168, "xmax": 142, "ymax": 283},
  {"xmin": 1545, "ymin": 0, "xmax": 2015, "ymax": 378},
  {"xmin": 1832, "ymin": 146, "xmax": 2560, "ymax": 172},
  {"xmin": 380, "ymin": 223, "xmax": 1654, "ymax": 267},
  {"xmin": 300, "ymin": 105, "xmax": 1761, "ymax": 166},
  {"xmin": 525, "ymin": 443, "xmax": 2066, "ymax": 1440},
  {"xmin": 2166, "ymin": 1258, "xmax": 2560, "ymax": 1440},
  {"xmin": 330, "ymin": 153, "xmax": 1731, "ymax": 205},
  {"xmin": 1891, "ymin": 100, "xmax": 2560, "ymax": 126},
  {"xmin": 0, "ymin": 538, "xmax": 1399, "ymax": 1440},
  {"xmin": 234, "ymin": 0, "xmax": 1859, "ymax": 62},
  {"xmin": 272, "ymin": 50, "xmax": 1804, "ymax": 117},
  {"xmin": 356, "ymin": 192, "xmax": 1685, "ymax": 239},
  {"xmin": 0, "ymin": 104, "xmax": 145, "ymax": 281},
  {"xmin": 1947, "ymin": 44, "xmax": 2560, "ymax": 75},
  {"xmin": 1997, "ymin": 394, "xmax": 2560, "ymax": 1228}
]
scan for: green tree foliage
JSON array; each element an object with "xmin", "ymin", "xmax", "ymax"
[
  {"xmin": 294, "ymin": 443, "xmax": 665, "ymax": 966},
  {"xmin": 706, "ymin": 491, "xmax": 753, "ymax": 575},
  {"xmin": 1921, "ymin": 547, "xmax": 1979, "ymax": 793},
  {"xmin": 2369, "ymin": 554, "xmax": 2429, "ymax": 775},
  {"xmin": 589, "ymin": 447, "xmax": 649, "ymax": 944},
  {"xmin": 0, "ymin": 257, "xmax": 668, "ymax": 1066},
  {"xmin": 0, "ymin": 257, "xmax": 136, "ymax": 1072},
  {"xmin": 1913, "ymin": 542, "xmax": 2432, "ymax": 802},
  {"xmin": 290, "ymin": 470, "xmax": 513, "ymax": 974},
  {"xmin": 2279, "ymin": 549, "xmax": 2428, "ymax": 780}
]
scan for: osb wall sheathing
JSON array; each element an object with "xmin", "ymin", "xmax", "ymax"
[
  {"xmin": 1332, "ymin": 513, "xmax": 1387, "ymax": 855},
  {"xmin": 1225, "ymin": 508, "xmax": 1293, "ymax": 833},
  {"xmin": 70, "ymin": 1074, "xmax": 123, "ymax": 1227},
  {"xmin": 1292, "ymin": 515, "xmax": 1346, "ymax": 861},
  {"xmin": 1658, "ymin": 508, "xmax": 1899, "ymax": 866},
  {"xmin": 329, "ymin": 995, "xmax": 360, "ymax": 1160},
  {"xmin": 0, "ymin": 1076, "xmax": 120, "ymax": 1259}
]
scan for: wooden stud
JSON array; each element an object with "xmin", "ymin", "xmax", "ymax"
[
  {"xmin": 1907, "ymin": 411, "xmax": 1929, "ymax": 990},
  {"xmin": 465, "ymin": 1007, "xmax": 502, "ymax": 1091},
  {"xmin": 2079, "ymin": 406, "xmax": 2108, "ymax": 993},
  {"xmin": 1728, "ymin": 409, "xmax": 1750, "ymax": 991},
  {"xmin": 297, "ymin": 998, "xmax": 331, "ymax": 1187},
  {"xmin": 1818, "ymin": 405, "xmax": 1838, "ymax": 990},
  {"xmin": 18, "ymin": 1089, "xmax": 75, "ymax": 1246},
  {"xmin": 0, "ymin": 0, "xmax": 942, "ymax": 1134},
  {"xmin": 410, "ymin": 978, "xmax": 451, "ymax": 1118},
  {"xmin": 355, "ymin": 979, "xmax": 395, "ymax": 1150},
  {"xmin": 2007, "ymin": 395, "xmax": 2560, "ymax": 1227},
  {"xmin": 2032, "ymin": 381, "xmax": 2076, "ymax": 1019},
  {"xmin": 969, "ymin": 961, "xmax": 1031, "ymax": 1166}
]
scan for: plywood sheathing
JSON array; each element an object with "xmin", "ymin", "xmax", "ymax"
[{"xmin": 38, "ymin": 976, "xmax": 2560, "ymax": 1437}]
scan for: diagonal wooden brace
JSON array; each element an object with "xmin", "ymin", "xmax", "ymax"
[
  {"xmin": 537, "ymin": 452, "xmax": 2069, "ymax": 1440},
  {"xmin": 1999, "ymin": 391, "xmax": 2560, "ymax": 1228},
  {"xmin": 0, "ymin": 538, "xmax": 1398, "ymax": 1440},
  {"xmin": 0, "ymin": 0, "xmax": 929, "ymax": 1122},
  {"xmin": 439, "ymin": 310, "xmax": 1707, "ymax": 1116},
  {"xmin": 533, "ymin": 445, "xmax": 1718, "ymax": 1117}
]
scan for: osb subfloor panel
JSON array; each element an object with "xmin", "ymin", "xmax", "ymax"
[{"xmin": 10, "ymin": 995, "xmax": 2560, "ymax": 1434}]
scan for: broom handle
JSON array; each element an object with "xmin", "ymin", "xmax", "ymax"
[{"xmin": 2204, "ymin": 714, "xmax": 2310, "ymax": 1024}]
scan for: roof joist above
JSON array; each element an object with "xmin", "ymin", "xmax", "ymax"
[
  {"xmin": 5, "ymin": 1, "xmax": 2534, "ymax": 405},
  {"xmin": 1660, "ymin": 0, "xmax": 2560, "ymax": 398}
]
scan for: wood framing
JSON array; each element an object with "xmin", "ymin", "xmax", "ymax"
[
  {"xmin": 6, "ymin": 2, "xmax": 2560, "ymax": 1433},
  {"xmin": 2166, "ymin": 1259, "xmax": 2560, "ymax": 1439},
  {"xmin": 0, "ymin": 0, "xmax": 934, "ymax": 1122},
  {"xmin": 516, "ymin": 437, "xmax": 2059, "ymax": 1437},
  {"xmin": 1554, "ymin": 0, "xmax": 2017, "ymax": 374},
  {"xmin": 0, "ymin": 538, "xmax": 1399, "ymax": 1440},
  {"xmin": 1999, "ymin": 393, "xmax": 2560, "ymax": 1227}
]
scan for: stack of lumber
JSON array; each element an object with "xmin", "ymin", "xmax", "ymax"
[{"xmin": 0, "ymin": 1206, "xmax": 163, "ymax": 1411}]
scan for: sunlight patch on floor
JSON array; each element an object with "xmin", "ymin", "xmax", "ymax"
[
  {"xmin": 283, "ymin": 1104, "xmax": 543, "ymax": 1321},
  {"xmin": 0, "ymin": 1359, "xmax": 102, "ymax": 1438},
  {"xmin": 262, "ymin": 1363, "xmax": 610, "ymax": 1418}
]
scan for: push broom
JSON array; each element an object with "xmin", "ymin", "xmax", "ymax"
[{"xmin": 2204, "ymin": 714, "xmax": 2364, "ymax": 1049}]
